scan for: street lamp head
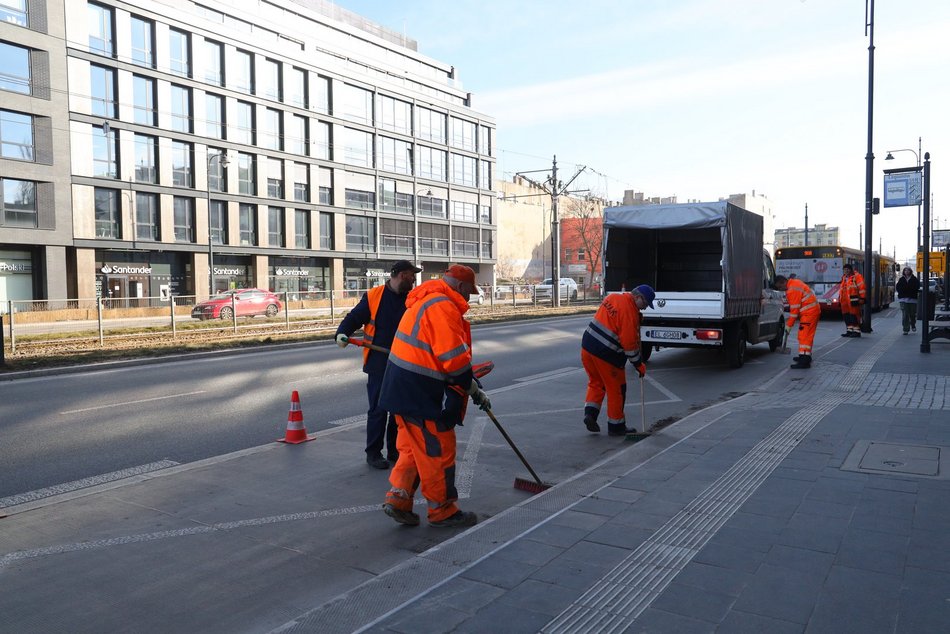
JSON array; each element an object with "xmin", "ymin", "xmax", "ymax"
[
  {"xmin": 885, "ymin": 152, "xmax": 894, "ymax": 160},
  {"xmin": 219, "ymin": 153, "xmax": 229, "ymax": 168}
]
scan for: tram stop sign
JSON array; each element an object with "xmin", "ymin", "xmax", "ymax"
[{"xmin": 917, "ymin": 251, "xmax": 946, "ymax": 275}]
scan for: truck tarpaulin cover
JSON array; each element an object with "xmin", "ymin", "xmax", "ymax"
[{"xmin": 603, "ymin": 201, "xmax": 762, "ymax": 300}]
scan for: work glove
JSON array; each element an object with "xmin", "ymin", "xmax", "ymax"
[
  {"xmin": 335, "ymin": 333, "xmax": 349, "ymax": 348},
  {"xmin": 634, "ymin": 361, "xmax": 646, "ymax": 379},
  {"xmin": 466, "ymin": 382, "xmax": 491, "ymax": 412},
  {"xmin": 785, "ymin": 323, "xmax": 793, "ymax": 336}
]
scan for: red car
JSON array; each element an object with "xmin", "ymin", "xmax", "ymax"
[{"xmin": 191, "ymin": 288, "xmax": 282, "ymax": 320}]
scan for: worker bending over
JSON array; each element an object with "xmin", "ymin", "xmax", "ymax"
[{"xmin": 775, "ymin": 275, "xmax": 820, "ymax": 369}]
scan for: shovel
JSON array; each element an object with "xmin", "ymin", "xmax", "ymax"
[{"xmin": 778, "ymin": 326, "xmax": 791, "ymax": 355}]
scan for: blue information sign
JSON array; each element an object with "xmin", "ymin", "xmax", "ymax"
[{"xmin": 883, "ymin": 167, "xmax": 922, "ymax": 208}]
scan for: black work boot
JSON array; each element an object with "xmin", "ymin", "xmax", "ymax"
[
  {"xmin": 790, "ymin": 354, "xmax": 812, "ymax": 369},
  {"xmin": 583, "ymin": 406, "xmax": 600, "ymax": 433}
]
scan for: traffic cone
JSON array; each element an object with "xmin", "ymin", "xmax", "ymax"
[{"xmin": 277, "ymin": 390, "xmax": 315, "ymax": 444}]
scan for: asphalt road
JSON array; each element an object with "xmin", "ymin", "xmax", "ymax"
[{"xmin": 0, "ymin": 312, "xmax": 864, "ymax": 503}]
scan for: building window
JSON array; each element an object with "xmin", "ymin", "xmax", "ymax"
[
  {"xmin": 294, "ymin": 209, "xmax": 310, "ymax": 248},
  {"xmin": 1, "ymin": 177, "xmax": 37, "ymax": 227},
  {"xmin": 1, "ymin": 109, "xmax": 34, "ymax": 161},
  {"xmin": 478, "ymin": 125, "xmax": 491, "ymax": 156},
  {"xmin": 293, "ymin": 162, "xmax": 309, "ymax": 202},
  {"xmin": 479, "ymin": 160, "xmax": 491, "ymax": 189},
  {"xmin": 417, "ymin": 194, "xmax": 446, "ymax": 219},
  {"xmin": 134, "ymin": 134, "xmax": 157, "ymax": 183},
  {"xmin": 318, "ymin": 186, "xmax": 331, "ymax": 205},
  {"xmin": 132, "ymin": 75, "xmax": 156, "ymax": 126},
  {"xmin": 341, "ymin": 128, "xmax": 372, "ymax": 168},
  {"xmin": 288, "ymin": 67, "xmax": 307, "ymax": 108},
  {"xmin": 209, "ymin": 199, "xmax": 227, "ymax": 245},
  {"xmin": 480, "ymin": 204, "xmax": 491, "ymax": 224},
  {"xmin": 169, "ymin": 28, "xmax": 190, "ymax": 77},
  {"xmin": 135, "ymin": 192, "xmax": 159, "ymax": 240},
  {"xmin": 233, "ymin": 48, "xmax": 253, "ymax": 94},
  {"xmin": 268, "ymin": 206, "xmax": 284, "ymax": 247},
  {"xmin": 208, "ymin": 148, "xmax": 227, "ymax": 191},
  {"xmin": 481, "ymin": 229, "xmax": 493, "ymax": 258},
  {"xmin": 233, "ymin": 100, "xmax": 254, "ymax": 145},
  {"xmin": 88, "ymin": 2, "xmax": 114, "ymax": 57},
  {"xmin": 205, "ymin": 93, "xmax": 224, "ymax": 139},
  {"xmin": 171, "ymin": 140, "xmax": 193, "ymax": 187},
  {"xmin": 344, "ymin": 189, "xmax": 374, "ymax": 210},
  {"xmin": 564, "ymin": 248, "xmax": 572, "ymax": 262},
  {"xmin": 417, "ymin": 146, "xmax": 446, "ymax": 181},
  {"xmin": 451, "ymin": 154, "xmax": 476, "ymax": 187},
  {"xmin": 345, "ymin": 215, "xmax": 375, "ymax": 251},
  {"xmin": 260, "ymin": 58, "xmax": 281, "ymax": 101},
  {"xmin": 89, "ymin": 64, "xmax": 116, "ymax": 118},
  {"xmin": 418, "ymin": 222, "xmax": 448, "ymax": 256},
  {"xmin": 237, "ymin": 152, "xmax": 255, "ymax": 195},
  {"xmin": 239, "ymin": 203, "xmax": 257, "ymax": 245},
  {"xmin": 94, "ymin": 187, "xmax": 120, "ymax": 238},
  {"xmin": 0, "ymin": 0, "xmax": 28, "ymax": 26},
  {"xmin": 267, "ymin": 157, "xmax": 283, "ymax": 198},
  {"xmin": 450, "ymin": 117, "xmax": 476, "ymax": 151},
  {"xmin": 380, "ymin": 218, "xmax": 414, "ymax": 254},
  {"xmin": 0, "ymin": 42, "xmax": 31, "ymax": 95},
  {"xmin": 286, "ymin": 114, "xmax": 307, "ymax": 156},
  {"xmin": 314, "ymin": 120, "xmax": 330, "ymax": 160},
  {"xmin": 204, "ymin": 39, "xmax": 223, "ymax": 86},
  {"xmin": 260, "ymin": 107, "xmax": 281, "ymax": 151},
  {"xmin": 313, "ymin": 74, "xmax": 330, "ymax": 114},
  {"xmin": 170, "ymin": 84, "xmax": 192, "ymax": 133},
  {"xmin": 92, "ymin": 124, "xmax": 115, "ymax": 178},
  {"xmin": 378, "ymin": 95, "xmax": 411, "ymax": 135},
  {"xmin": 450, "ymin": 200, "xmax": 477, "ymax": 223},
  {"xmin": 452, "ymin": 226, "xmax": 479, "ymax": 257},
  {"xmin": 577, "ymin": 248, "xmax": 586, "ymax": 261},
  {"xmin": 319, "ymin": 212, "xmax": 333, "ymax": 249},
  {"xmin": 173, "ymin": 196, "xmax": 194, "ymax": 242},
  {"xmin": 339, "ymin": 83, "xmax": 372, "ymax": 125},
  {"xmin": 378, "ymin": 179, "xmax": 412, "ymax": 214},
  {"xmin": 130, "ymin": 15, "xmax": 154, "ymax": 68},
  {"xmin": 378, "ymin": 136, "xmax": 412, "ymax": 175},
  {"xmin": 417, "ymin": 107, "xmax": 446, "ymax": 143}
]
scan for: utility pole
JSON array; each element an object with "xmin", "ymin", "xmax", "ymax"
[
  {"xmin": 804, "ymin": 203, "xmax": 809, "ymax": 246},
  {"xmin": 862, "ymin": 0, "xmax": 875, "ymax": 333}
]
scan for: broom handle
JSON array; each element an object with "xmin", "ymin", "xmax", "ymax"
[
  {"xmin": 640, "ymin": 376, "xmax": 646, "ymax": 430},
  {"xmin": 347, "ymin": 338, "xmax": 391, "ymax": 354},
  {"xmin": 485, "ymin": 408, "xmax": 544, "ymax": 486}
]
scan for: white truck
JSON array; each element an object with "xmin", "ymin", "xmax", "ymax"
[{"xmin": 602, "ymin": 200, "xmax": 785, "ymax": 368}]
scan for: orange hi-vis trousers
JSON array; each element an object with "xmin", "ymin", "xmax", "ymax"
[
  {"xmin": 581, "ymin": 349, "xmax": 628, "ymax": 425},
  {"xmin": 796, "ymin": 309, "xmax": 821, "ymax": 356},
  {"xmin": 385, "ymin": 414, "xmax": 459, "ymax": 523}
]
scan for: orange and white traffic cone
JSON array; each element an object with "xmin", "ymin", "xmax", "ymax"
[{"xmin": 277, "ymin": 390, "xmax": 315, "ymax": 444}]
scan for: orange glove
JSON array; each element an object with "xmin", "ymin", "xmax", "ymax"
[{"xmin": 634, "ymin": 362, "xmax": 646, "ymax": 378}]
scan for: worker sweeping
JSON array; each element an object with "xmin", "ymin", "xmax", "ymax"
[
  {"xmin": 581, "ymin": 283, "xmax": 654, "ymax": 436},
  {"xmin": 775, "ymin": 275, "xmax": 820, "ymax": 369},
  {"xmin": 839, "ymin": 263, "xmax": 866, "ymax": 337},
  {"xmin": 378, "ymin": 264, "xmax": 489, "ymax": 529}
]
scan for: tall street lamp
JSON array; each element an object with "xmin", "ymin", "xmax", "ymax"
[
  {"xmin": 885, "ymin": 140, "xmax": 921, "ymax": 251},
  {"xmin": 207, "ymin": 151, "xmax": 229, "ymax": 296}
]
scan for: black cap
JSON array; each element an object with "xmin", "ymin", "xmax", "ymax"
[{"xmin": 391, "ymin": 260, "xmax": 422, "ymax": 275}]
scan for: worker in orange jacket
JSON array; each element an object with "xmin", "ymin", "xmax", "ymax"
[
  {"xmin": 581, "ymin": 283, "xmax": 655, "ymax": 436},
  {"xmin": 775, "ymin": 275, "xmax": 820, "ymax": 369},
  {"xmin": 839, "ymin": 263, "xmax": 866, "ymax": 337},
  {"xmin": 378, "ymin": 264, "xmax": 489, "ymax": 529}
]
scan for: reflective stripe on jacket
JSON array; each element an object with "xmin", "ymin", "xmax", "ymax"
[
  {"xmin": 379, "ymin": 279, "xmax": 474, "ymax": 423},
  {"xmin": 785, "ymin": 278, "xmax": 820, "ymax": 328},
  {"xmin": 581, "ymin": 292, "xmax": 642, "ymax": 368},
  {"xmin": 841, "ymin": 272, "xmax": 867, "ymax": 303}
]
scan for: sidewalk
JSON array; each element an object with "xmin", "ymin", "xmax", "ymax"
[{"xmin": 1, "ymin": 318, "xmax": 948, "ymax": 633}]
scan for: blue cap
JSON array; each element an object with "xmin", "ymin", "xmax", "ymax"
[{"xmin": 634, "ymin": 284, "xmax": 655, "ymax": 309}]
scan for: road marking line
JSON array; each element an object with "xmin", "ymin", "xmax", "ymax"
[
  {"xmin": 60, "ymin": 391, "xmax": 207, "ymax": 414},
  {"xmin": 515, "ymin": 367, "xmax": 580, "ymax": 382},
  {"xmin": 327, "ymin": 414, "xmax": 366, "ymax": 427},
  {"xmin": 0, "ymin": 460, "xmax": 180, "ymax": 508}
]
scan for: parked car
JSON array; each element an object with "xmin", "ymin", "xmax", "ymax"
[
  {"xmin": 469, "ymin": 286, "xmax": 486, "ymax": 305},
  {"xmin": 535, "ymin": 277, "xmax": 579, "ymax": 301},
  {"xmin": 191, "ymin": 288, "xmax": 282, "ymax": 320}
]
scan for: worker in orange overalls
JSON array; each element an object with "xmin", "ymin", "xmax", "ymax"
[
  {"xmin": 378, "ymin": 264, "xmax": 489, "ymax": 529},
  {"xmin": 581, "ymin": 283, "xmax": 655, "ymax": 436},
  {"xmin": 775, "ymin": 275, "xmax": 820, "ymax": 369},
  {"xmin": 839, "ymin": 263, "xmax": 866, "ymax": 338}
]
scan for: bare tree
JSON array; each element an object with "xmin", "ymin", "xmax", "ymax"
[
  {"xmin": 561, "ymin": 195, "xmax": 604, "ymax": 288},
  {"xmin": 494, "ymin": 255, "xmax": 518, "ymax": 281}
]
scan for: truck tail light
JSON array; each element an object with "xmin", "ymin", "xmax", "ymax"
[{"xmin": 695, "ymin": 329, "xmax": 722, "ymax": 341}]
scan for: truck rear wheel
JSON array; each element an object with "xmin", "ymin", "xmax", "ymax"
[
  {"xmin": 768, "ymin": 320, "xmax": 784, "ymax": 352},
  {"xmin": 725, "ymin": 324, "xmax": 747, "ymax": 368}
]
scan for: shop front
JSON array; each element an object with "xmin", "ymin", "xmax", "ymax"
[
  {"xmin": 0, "ymin": 249, "xmax": 35, "ymax": 308},
  {"xmin": 269, "ymin": 256, "xmax": 330, "ymax": 299},
  {"xmin": 212, "ymin": 255, "xmax": 254, "ymax": 294},
  {"xmin": 344, "ymin": 260, "xmax": 394, "ymax": 298},
  {"xmin": 95, "ymin": 251, "xmax": 191, "ymax": 307}
]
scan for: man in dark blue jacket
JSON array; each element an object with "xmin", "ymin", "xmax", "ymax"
[{"xmin": 336, "ymin": 260, "xmax": 421, "ymax": 469}]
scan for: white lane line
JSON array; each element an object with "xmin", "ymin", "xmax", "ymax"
[
  {"xmin": 327, "ymin": 414, "xmax": 367, "ymax": 427},
  {"xmin": 61, "ymin": 391, "xmax": 207, "ymax": 415},
  {"xmin": 644, "ymin": 375, "xmax": 680, "ymax": 402},
  {"xmin": 489, "ymin": 368, "xmax": 584, "ymax": 395},
  {"xmin": 456, "ymin": 418, "xmax": 487, "ymax": 499},
  {"xmin": 515, "ymin": 367, "xmax": 580, "ymax": 382},
  {"xmin": 0, "ymin": 460, "xmax": 180, "ymax": 508}
]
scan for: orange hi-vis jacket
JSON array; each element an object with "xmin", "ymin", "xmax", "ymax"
[
  {"xmin": 785, "ymin": 278, "xmax": 820, "ymax": 328},
  {"xmin": 841, "ymin": 271, "xmax": 867, "ymax": 307},
  {"xmin": 581, "ymin": 292, "xmax": 643, "ymax": 368},
  {"xmin": 379, "ymin": 279, "xmax": 474, "ymax": 423},
  {"xmin": 361, "ymin": 285, "xmax": 385, "ymax": 365}
]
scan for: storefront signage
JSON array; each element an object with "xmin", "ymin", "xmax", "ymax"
[
  {"xmin": 0, "ymin": 261, "xmax": 30, "ymax": 273},
  {"xmin": 365, "ymin": 269, "xmax": 386, "ymax": 277},
  {"xmin": 100, "ymin": 265, "xmax": 153, "ymax": 275},
  {"xmin": 213, "ymin": 266, "xmax": 243, "ymax": 275},
  {"xmin": 275, "ymin": 268, "xmax": 309, "ymax": 276}
]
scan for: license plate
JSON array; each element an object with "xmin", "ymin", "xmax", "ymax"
[{"xmin": 650, "ymin": 329, "xmax": 682, "ymax": 340}]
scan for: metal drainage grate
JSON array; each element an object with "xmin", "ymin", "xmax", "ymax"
[{"xmin": 841, "ymin": 440, "xmax": 947, "ymax": 478}]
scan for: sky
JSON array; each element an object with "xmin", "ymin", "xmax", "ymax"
[{"xmin": 335, "ymin": 0, "xmax": 950, "ymax": 263}]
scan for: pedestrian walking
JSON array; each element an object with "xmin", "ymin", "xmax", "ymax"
[
  {"xmin": 775, "ymin": 275, "xmax": 820, "ymax": 369},
  {"xmin": 581, "ymin": 283, "xmax": 655, "ymax": 436},
  {"xmin": 896, "ymin": 267, "xmax": 920, "ymax": 335},
  {"xmin": 378, "ymin": 264, "xmax": 490, "ymax": 528},
  {"xmin": 839, "ymin": 263, "xmax": 866, "ymax": 337},
  {"xmin": 335, "ymin": 259, "xmax": 422, "ymax": 469}
]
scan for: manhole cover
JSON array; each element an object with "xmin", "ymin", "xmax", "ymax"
[{"xmin": 841, "ymin": 441, "xmax": 946, "ymax": 478}]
